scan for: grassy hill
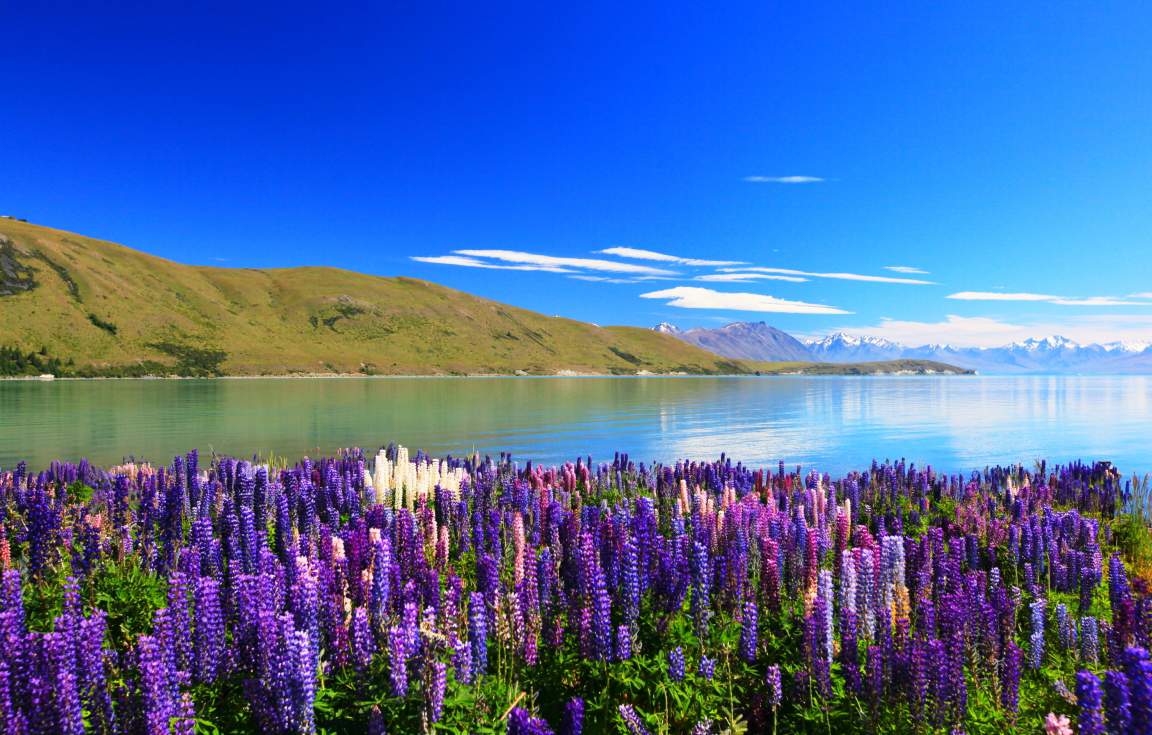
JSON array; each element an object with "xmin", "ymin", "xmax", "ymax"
[{"xmin": 0, "ymin": 219, "xmax": 969, "ymax": 377}]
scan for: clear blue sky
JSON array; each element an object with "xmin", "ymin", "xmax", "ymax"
[{"xmin": 4, "ymin": 2, "xmax": 1151, "ymax": 346}]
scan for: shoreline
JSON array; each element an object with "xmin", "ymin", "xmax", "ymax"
[{"xmin": 0, "ymin": 369, "xmax": 975, "ymax": 381}]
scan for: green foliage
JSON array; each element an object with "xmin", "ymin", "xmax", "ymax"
[
  {"xmin": 87, "ymin": 312, "xmax": 119, "ymax": 335},
  {"xmin": 0, "ymin": 343, "xmax": 69, "ymax": 376},
  {"xmin": 89, "ymin": 556, "xmax": 170, "ymax": 650}
]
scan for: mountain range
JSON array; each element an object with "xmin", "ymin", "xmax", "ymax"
[
  {"xmin": 656, "ymin": 322, "xmax": 1152, "ymax": 373},
  {"xmin": 0, "ymin": 219, "xmax": 965, "ymax": 377}
]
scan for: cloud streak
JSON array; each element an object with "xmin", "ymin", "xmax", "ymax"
[
  {"xmin": 452, "ymin": 249, "xmax": 677, "ymax": 276},
  {"xmin": 948, "ymin": 291, "xmax": 1152, "ymax": 306},
  {"xmin": 743, "ymin": 175, "xmax": 825, "ymax": 184},
  {"xmin": 596, "ymin": 246, "xmax": 745, "ymax": 267},
  {"xmin": 695, "ymin": 273, "xmax": 809, "ymax": 283},
  {"xmin": 720, "ymin": 267, "xmax": 934, "ymax": 285},
  {"xmin": 411, "ymin": 255, "xmax": 577, "ymax": 273},
  {"xmin": 884, "ymin": 265, "xmax": 929, "ymax": 274},
  {"xmin": 640, "ymin": 286, "xmax": 850, "ymax": 315}
]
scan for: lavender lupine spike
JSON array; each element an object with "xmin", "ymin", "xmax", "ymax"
[
  {"xmin": 739, "ymin": 599, "xmax": 759, "ymax": 662},
  {"xmin": 618, "ymin": 704, "xmax": 653, "ymax": 735},
  {"xmin": 766, "ymin": 664, "xmax": 783, "ymax": 709},
  {"xmin": 668, "ymin": 646, "xmax": 686, "ymax": 682}
]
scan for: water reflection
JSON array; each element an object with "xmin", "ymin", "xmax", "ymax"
[{"xmin": 0, "ymin": 376, "xmax": 1149, "ymax": 474}]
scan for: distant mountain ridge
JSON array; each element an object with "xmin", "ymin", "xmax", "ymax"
[
  {"xmin": 657, "ymin": 321, "xmax": 813, "ymax": 362},
  {"xmin": 655, "ymin": 321, "xmax": 1152, "ymax": 373}
]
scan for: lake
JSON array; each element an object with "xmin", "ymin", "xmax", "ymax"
[{"xmin": 1, "ymin": 375, "xmax": 1150, "ymax": 475}]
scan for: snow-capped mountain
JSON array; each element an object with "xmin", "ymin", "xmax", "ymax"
[
  {"xmin": 808, "ymin": 332, "xmax": 1152, "ymax": 373},
  {"xmin": 654, "ymin": 322, "xmax": 1152, "ymax": 372},
  {"xmin": 804, "ymin": 333, "xmax": 906, "ymax": 362}
]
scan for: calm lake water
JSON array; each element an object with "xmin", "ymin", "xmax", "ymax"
[{"xmin": 1, "ymin": 376, "xmax": 1150, "ymax": 475}]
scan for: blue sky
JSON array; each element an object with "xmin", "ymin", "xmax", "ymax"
[{"xmin": 3, "ymin": 2, "xmax": 1151, "ymax": 346}]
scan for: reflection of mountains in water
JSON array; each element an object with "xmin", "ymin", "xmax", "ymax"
[{"xmin": 656, "ymin": 322, "xmax": 1152, "ymax": 373}]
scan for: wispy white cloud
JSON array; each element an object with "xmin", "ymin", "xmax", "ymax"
[
  {"xmin": 720, "ymin": 267, "xmax": 934, "ymax": 285},
  {"xmin": 695, "ymin": 273, "xmax": 809, "ymax": 283},
  {"xmin": 884, "ymin": 265, "xmax": 929, "ymax": 275},
  {"xmin": 596, "ymin": 246, "xmax": 745, "ymax": 267},
  {"xmin": 453, "ymin": 249, "xmax": 676, "ymax": 276},
  {"xmin": 948, "ymin": 291, "xmax": 1152, "ymax": 306},
  {"xmin": 411, "ymin": 255, "xmax": 577, "ymax": 273},
  {"xmin": 1130, "ymin": 292, "xmax": 1152, "ymax": 299},
  {"xmin": 947, "ymin": 291, "xmax": 1057, "ymax": 302},
  {"xmin": 640, "ymin": 286, "xmax": 850, "ymax": 315},
  {"xmin": 743, "ymin": 175, "xmax": 825, "ymax": 184},
  {"xmin": 826, "ymin": 314, "xmax": 1152, "ymax": 348},
  {"xmin": 568, "ymin": 275, "xmax": 663, "ymax": 284}
]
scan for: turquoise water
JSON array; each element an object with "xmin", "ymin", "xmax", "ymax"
[{"xmin": 1, "ymin": 375, "xmax": 1150, "ymax": 474}]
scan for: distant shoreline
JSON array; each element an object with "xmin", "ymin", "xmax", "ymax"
[{"xmin": 1, "ymin": 369, "xmax": 975, "ymax": 381}]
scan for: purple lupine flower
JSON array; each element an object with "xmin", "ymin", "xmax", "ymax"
[
  {"xmin": 138, "ymin": 634, "xmax": 177, "ymax": 735},
  {"xmin": 47, "ymin": 631, "xmax": 83, "ymax": 735},
  {"xmin": 1081, "ymin": 617, "xmax": 1099, "ymax": 664},
  {"xmin": 698, "ymin": 655, "xmax": 715, "ymax": 680},
  {"xmin": 668, "ymin": 646, "xmax": 686, "ymax": 682},
  {"xmin": 369, "ymin": 704, "xmax": 388, "ymax": 735},
  {"xmin": 616, "ymin": 624, "xmax": 632, "ymax": 661},
  {"xmin": 1103, "ymin": 670, "xmax": 1131, "ymax": 735},
  {"xmin": 293, "ymin": 629, "xmax": 316, "ymax": 735},
  {"xmin": 350, "ymin": 607, "xmax": 375, "ymax": 670},
  {"xmin": 194, "ymin": 576, "xmax": 225, "ymax": 684},
  {"xmin": 739, "ymin": 600, "xmax": 759, "ymax": 662},
  {"xmin": 561, "ymin": 696, "xmax": 585, "ymax": 735},
  {"xmin": 766, "ymin": 664, "xmax": 783, "ymax": 709},
  {"xmin": 690, "ymin": 541, "xmax": 712, "ymax": 642},
  {"xmin": 1075, "ymin": 671, "xmax": 1106, "ymax": 735},
  {"xmin": 388, "ymin": 624, "xmax": 409, "ymax": 696},
  {"xmin": 469, "ymin": 592, "xmax": 488, "ymax": 680},
  {"xmin": 427, "ymin": 660, "xmax": 447, "ymax": 723},
  {"xmin": 1030, "ymin": 599, "xmax": 1046, "ymax": 670},
  {"xmin": 1124, "ymin": 647, "xmax": 1152, "ymax": 734},
  {"xmin": 1001, "ymin": 641, "xmax": 1022, "ymax": 717},
  {"xmin": 507, "ymin": 706, "xmax": 555, "ymax": 735},
  {"xmin": 618, "ymin": 704, "xmax": 652, "ymax": 735}
]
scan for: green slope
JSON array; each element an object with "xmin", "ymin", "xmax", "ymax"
[{"xmin": 0, "ymin": 220, "xmax": 969, "ymax": 377}]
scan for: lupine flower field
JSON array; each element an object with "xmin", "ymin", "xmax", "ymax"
[{"xmin": 1, "ymin": 448, "xmax": 1151, "ymax": 734}]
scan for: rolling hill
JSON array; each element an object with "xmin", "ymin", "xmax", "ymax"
[{"xmin": 0, "ymin": 219, "xmax": 968, "ymax": 377}]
